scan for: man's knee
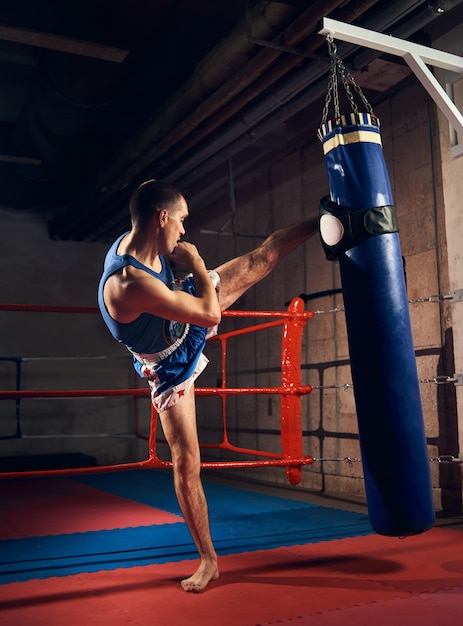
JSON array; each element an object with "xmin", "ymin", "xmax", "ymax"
[{"xmin": 172, "ymin": 448, "xmax": 201, "ymax": 478}]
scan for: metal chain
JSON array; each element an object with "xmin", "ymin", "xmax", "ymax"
[
  {"xmin": 312, "ymin": 376, "xmax": 458, "ymax": 391},
  {"xmin": 338, "ymin": 51, "xmax": 374, "ymax": 116},
  {"xmin": 313, "ymin": 456, "xmax": 361, "ymax": 466},
  {"xmin": 313, "ymin": 306, "xmax": 345, "ymax": 315},
  {"xmin": 312, "ymin": 292, "xmax": 455, "ymax": 315},
  {"xmin": 408, "ymin": 294, "xmax": 454, "ymax": 303},
  {"xmin": 311, "ymin": 383, "xmax": 353, "ymax": 391},
  {"xmin": 321, "ymin": 33, "xmax": 373, "ymax": 125},
  {"xmin": 311, "ymin": 455, "xmax": 461, "ymax": 465},
  {"xmin": 321, "ymin": 33, "xmax": 339, "ymax": 124},
  {"xmin": 419, "ymin": 375, "xmax": 458, "ymax": 384}
]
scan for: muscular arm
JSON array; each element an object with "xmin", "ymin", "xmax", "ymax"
[{"xmin": 104, "ymin": 242, "xmax": 221, "ymax": 327}]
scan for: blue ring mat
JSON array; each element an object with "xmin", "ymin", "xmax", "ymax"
[{"xmin": 0, "ymin": 469, "xmax": 373, "ymax": 583}]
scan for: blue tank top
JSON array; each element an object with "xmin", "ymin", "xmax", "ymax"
[{"xmin": 98, "ymin": 232, "xmax": 187, "ymax": 354}]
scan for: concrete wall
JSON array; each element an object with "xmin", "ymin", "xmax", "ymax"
[
  {"xmin": 1, "ymin": 26, "xmax": 462, "ymax": 511},
  {"xmin": 434, "ymin": 22, "xmax": 463, "ymax": 505},
  {"xmin": 0, "ymin": 211, "xmax": 150, "ymax": 467},
  {"xmin": 194, "ymin": 62, "xmax": 462, "ymax": 510}
]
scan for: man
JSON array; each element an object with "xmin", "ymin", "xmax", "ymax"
[{"xmin": 98, "ymin": 179, "xmax": 318, "ymax": 592}]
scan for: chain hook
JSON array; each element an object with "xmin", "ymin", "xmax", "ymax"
[{"xmin": 320, "ymin": 32, "xmax": 374, "ymax": 131}]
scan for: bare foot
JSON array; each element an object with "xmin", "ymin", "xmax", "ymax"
[{"xmin": 181, "ymin": 559, "xmax": 219, "ymax": 593}]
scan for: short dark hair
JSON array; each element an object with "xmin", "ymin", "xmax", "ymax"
[{"xmin": 129, "ymin": 179, "xmax": 183, "ymax": 226}]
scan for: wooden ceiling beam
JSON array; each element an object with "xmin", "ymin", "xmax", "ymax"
[{"xmin": 0, "ymin": 24, "xmax": 128, "ymax": 63}]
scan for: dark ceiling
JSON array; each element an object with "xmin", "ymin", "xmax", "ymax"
[{"xmin": 0, "ymin": 0, "xmax": 461, "ymax": 242}]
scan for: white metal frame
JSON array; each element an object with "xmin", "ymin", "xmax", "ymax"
[
  {"xmin": 319, "ymin": 17, "xmax": 463, "ymax": 156},
  {"xmin": 446, "ymin": 72, "xmax": 463, "ymax": 158}
]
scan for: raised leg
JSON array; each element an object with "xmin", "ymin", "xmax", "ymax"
[
  {"xmin": 158, "ymin": 384, "xmax": 219, "ymax": 592},
  {"xmin": 214, "ymin": 216, "xmax": 318, "ymax": 311}
]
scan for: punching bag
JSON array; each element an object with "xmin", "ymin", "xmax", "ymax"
[{"xmin": 318, "ymin": 41, "xmax": 435, "ymax": 537}]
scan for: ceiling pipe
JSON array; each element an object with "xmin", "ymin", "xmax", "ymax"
[
  {"xmin": 155, "ymin": 0, "xmax": 384, "ymax": 180},
  {"xmin": 152, "ymin": 0, "xmax": 351, "ymax": 176},
  {"xmin": 52, "ymin": 0, "xmax": 312, "ymax": 239},
  {"xmin": 172, "ymin": 0, "xmax": 463, "ymax": 228},
  {"xmin": 91, "ymin": 0, "xmax": 463, "ymax": 242},
  {"xmin": 349, "ymin": 0, "xmax": 463, "ymax": 69},
  {"xmin": 96, "ymin": 0, "xmax": 303, "ymax": 180},
  {"xmin": 134, "ymin": 0, "xmax": 422, "ymax": 184},
  {"xmin": 56, "ymin": 0, "xmax": 370, "ymax": 240},
  {"xmin": 58, "ymin": 0, "xmax": 461, "ymax": 240},
  {"xmin": 65, "ymin": 0, "xmax": 406, "ymax": 211},
  {"xmin": 157, "ymin": 0, "xmax": 440, "ymax": 186},
  {"xmin": 164, "ymin": 0, "xmax": 433, "ymax": 186},
  {"xmin": 96, "ymin": 0, "xmax": 341, "ymax": 188}
]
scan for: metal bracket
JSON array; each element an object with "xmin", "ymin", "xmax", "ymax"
[
  {"xmin": 318, "ymin": 18, "xmax": 463, "ymax": 141},
  {"xmin": 450, "ymin": 288, "xmax": 463, "ymax": 302},
  {"xmin": 453, "ymin": 373, "xmax": 463, "ymax": 386}
]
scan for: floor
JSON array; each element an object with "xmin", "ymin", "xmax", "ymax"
[{"xmin": 1, "ymin": 468, "xmax": 463, "ymax": 626}]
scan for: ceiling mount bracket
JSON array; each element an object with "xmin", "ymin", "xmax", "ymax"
[{"xmin": 319, "ymin": 17, "xmax": 463, "ymax": 147}]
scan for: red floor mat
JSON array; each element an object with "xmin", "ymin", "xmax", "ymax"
[
  {"xmin": 288, "ymin": 587, "xmax": 463, "ymax": 625},
  {"xmin": 1, "ymin": 527, "xmax": 462, "ymax": 626},
  {"xmin": 0, "ymin": 479, "xmax": 182, "ymax": 538}
]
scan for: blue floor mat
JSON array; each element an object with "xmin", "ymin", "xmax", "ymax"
[
  {"xmin": 0, "ymin": 470, "xmax": 372, "ymax": 583},
  {"xmin": 75, "ymin": 469, "xmax": 334, "ymax": 516}
]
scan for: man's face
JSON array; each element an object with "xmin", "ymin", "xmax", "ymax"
[{"xmin": 162, "ymin": 197, "xmax": 188, "ymax": 254}]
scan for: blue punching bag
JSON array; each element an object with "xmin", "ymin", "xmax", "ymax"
[{"xmin": 318, "ymin": 105, "xmax": 435, "ymax": 534}]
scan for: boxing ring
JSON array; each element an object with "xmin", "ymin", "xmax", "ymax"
[{"xmin": 0, "ymin": 299, "xmax": 315, "ymax": 483}]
